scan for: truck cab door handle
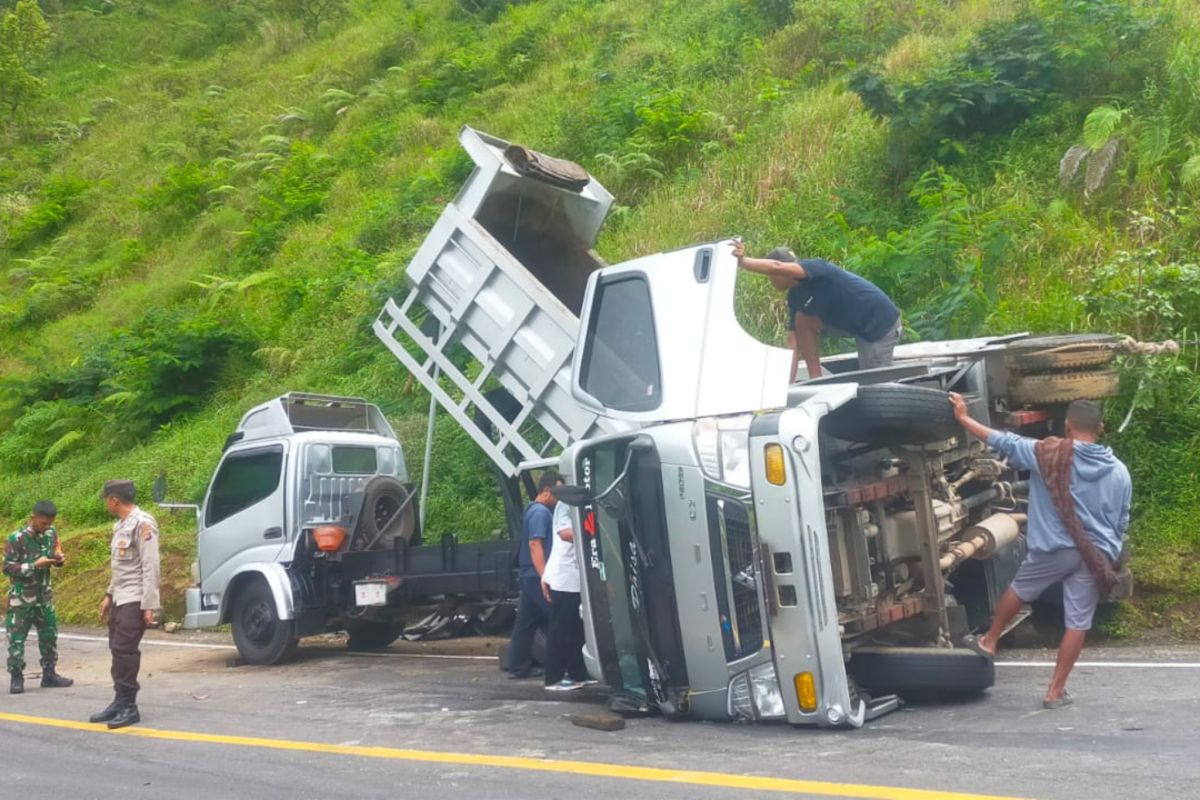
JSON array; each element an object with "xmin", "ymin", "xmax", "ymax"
[{"xmin": 263, "ymin": 527, "xmax": 283, "ymax": 540}]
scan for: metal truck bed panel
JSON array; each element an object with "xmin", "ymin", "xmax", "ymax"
[{"xmin": 375, "ymin": 127, "xmax": 626, "ymax": 477}]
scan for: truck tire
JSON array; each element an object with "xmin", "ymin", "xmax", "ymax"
[
  {"xmin": 1006, "ymin": 334, "xmax": 1119, "ymax": 372},
  {"xmin": 822, "ymin": 384, "xmax": 958, "ymax": 444},
  {"xmin": 1008, "ymin": 369, "xmax": 1120, "ymax": 405},
  {"xmin": 346, "ymin": 621, "xmax": 402, "ymax": 652},
  {"xmin": 231, "ymin": 580, "xmax": 299, "ymax": 666},
  {"xmin": 848, "ymin": 647, "xmax": 993, "ymax": 695},
  {"xmin": 352, "ymin": 476, "xmax": 418, "ymax": 550}
]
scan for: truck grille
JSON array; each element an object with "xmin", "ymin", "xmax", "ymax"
[{"xmin": 707, "ymin": 495, "xmax": 764, "ymax": 661}]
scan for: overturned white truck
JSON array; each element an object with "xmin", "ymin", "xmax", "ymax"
[{"xmin": 376, "ymin": 127, "xmax": 1127, "ymax": 727}]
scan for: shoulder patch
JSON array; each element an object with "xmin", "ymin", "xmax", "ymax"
[{"xmin": 143, "ymin": 526, "xmax": 155, "ymax": 541}]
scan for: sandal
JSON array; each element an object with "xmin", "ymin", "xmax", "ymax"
[
  {"xmin": 1042, "ymin": 691, "xmax": 1074, "ymax": 710},
  {"xmin": 960, "ymin": 634, "xmax": 995, "ymax": 660}
]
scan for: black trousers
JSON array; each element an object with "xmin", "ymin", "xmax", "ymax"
[
  {"xmin": 508, "ymin": 576, "xmax": 551, "ymax": 676},
  {"xmin": 108, "ymin": 602, "xmax": 145, "ymax": 704},
  {"xmin": 545, "ymin": 589, "xmax": 588, "ymax": 685}
]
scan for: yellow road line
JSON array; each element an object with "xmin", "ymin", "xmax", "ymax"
[{"xmin": 0, "ymin": 711, "xmax": 1027, "ymax": 800}]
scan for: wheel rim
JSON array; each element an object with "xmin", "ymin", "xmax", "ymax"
[
  {"xmin": 373, "ymin": 493, "xmax": 402, "ymax": 530},
  {"xmin": 242, "ymin": 599, "xmax": 277, "ymax": 645}
]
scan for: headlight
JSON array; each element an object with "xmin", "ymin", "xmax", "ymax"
[
  {"xmin": 727, "ymin": 672, "xmax": 753, "ymax": 720},
  {"xmin": 748, "ymin": 662, "xmax": 785, "ymax": 719},
  {"xmin": 727, "ymin": 663, "xmax": 785, "ymax": 721},
  {"xmin": 693, "ymin": 415, "xmax": 752, "ymax": 487}
]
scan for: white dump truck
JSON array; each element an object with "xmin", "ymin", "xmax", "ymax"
[{"xmin": 370, "ymin": 127, "xmax": 1127, "ymax": 727}]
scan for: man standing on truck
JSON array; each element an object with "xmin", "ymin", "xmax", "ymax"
[
  {"xmin": 540, "ymin": 489, "xmax": 593, "ymax": 691},
  {"xmin": 5, "ymin": 500, "xmax": 74, "ymax": 695},
  {"xmin": 507, "ymin": 471, "xmax": 561, "ymax": 680},
  {"xmin": 90, "ymin": 480, "xmax": 160, "ymax": 729},
  {"xmin": 950, "ymin": 395, "xmax": 1131, "ymax": 709},
  {"xmin": 732, "ymin": 240, "xmax": 902, "ymax": 382}
]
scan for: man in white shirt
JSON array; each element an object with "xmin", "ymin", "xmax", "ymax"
[{"xmin": 540, "ymin": 495, "xmax": 593, "ymax": 692}]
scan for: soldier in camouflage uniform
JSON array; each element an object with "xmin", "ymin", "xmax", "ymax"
[{"xmin": 4, "ymin": 500, "xmax": 75, "ymax": 694}]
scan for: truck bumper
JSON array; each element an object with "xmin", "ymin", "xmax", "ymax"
[
  {"xmin": 749, "ymin": 398, "xmax": 865, "ymax": 728},
  {"xmin": 184, "ymin": 587, "xmax": 219, "ymax": 630}
]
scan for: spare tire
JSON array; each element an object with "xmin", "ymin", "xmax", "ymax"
[
  {"xmin": 822, "ymin": 383, "xmax": 958, "ymax": 444},
  {"xmin": 346, "ymin": 620, "xmax": 402, "ymax": 652},
  {"xmin": 1006, "ymin": 334, "xmax": 1119, "ymax": 372},
  {"xmin": 1008, "ymin": 369, "xmax": 1120, "ymax": 405},
  {"xmin": 352, "ymin": 476, "xmax": 418, "ymax": 551},
  {"xmin": 849, "ymin": 647, "xmax": 993, "ymax": 695}
]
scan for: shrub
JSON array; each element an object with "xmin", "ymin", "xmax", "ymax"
[
  {"xmin": 4, "ymin": 175, "xmax": 88, "ymax": 249},
  {"xmin": 135, "ymin": 162, "xmax": 213, "ymax": 231}
]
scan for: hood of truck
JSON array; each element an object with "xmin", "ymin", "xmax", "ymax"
[{"xmin": 571, "ymin": 240, "xmax": 793, "ymax": 424}]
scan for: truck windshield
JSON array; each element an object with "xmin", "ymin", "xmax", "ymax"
[
  {"xmin": 588, "ymin": 443, "xmax": 650, "ymax": 697},
  {"xmin": 578, "ymin": 438, "xmax": 688, "ymax": 705},
  {"xmin": 578, "ymin": 275, "xmax": 661, "ymax": 412}
]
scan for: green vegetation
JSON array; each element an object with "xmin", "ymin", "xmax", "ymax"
[{"xmin": 1, "ymin": 0, "xmax": 1198, "ymax": 630}]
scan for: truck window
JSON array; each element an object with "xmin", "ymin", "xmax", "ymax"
[
  {"xmin": 578, "ymin": 275, "xmax": 661, "ymax": 412},
  {"xmin": 205, "ymin": 447, "xmax": 284, "ymax": 526},
  {"xmin": 331, "ymin": 446, "xmax": 378, "ymax": 475}
]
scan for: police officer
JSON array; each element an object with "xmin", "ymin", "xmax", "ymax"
[
  {"xmin": 4, "ymin": 500, "xmax": 74, "ymax": 694},
  {"xmin": 89, "ymin": 480, "xmax": 160, "ymax": 730}
]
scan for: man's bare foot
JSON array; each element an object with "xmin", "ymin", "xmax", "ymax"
[{"xmin": 977, "ymin": 635, "xmax": 997, "ymax": 656}]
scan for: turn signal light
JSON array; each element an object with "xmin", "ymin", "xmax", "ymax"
[
  {"xmin": 794, "ymin": 672, "xmax": 818, "ymax": 712},
  {"xmin": 764, "ymin": 443, "xmax": 786, "ymax": 485}
]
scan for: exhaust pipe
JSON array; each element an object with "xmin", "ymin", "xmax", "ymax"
[{"xmin": 939, "ymin": 512, "xmax": 1026, "ymax": 571}]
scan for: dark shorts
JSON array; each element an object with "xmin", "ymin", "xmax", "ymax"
[
  {"xmin": 1010, "ymin": 549, "xmax": 1100, "ymax": 631},
  {"xmin": 856, "ymin": 320, "xmax": 902, "ymax": 370}
]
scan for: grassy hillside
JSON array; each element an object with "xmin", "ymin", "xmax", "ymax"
[{"xmin": 2, "ymin": 0, "xmax": 1198, "ymax": 631}]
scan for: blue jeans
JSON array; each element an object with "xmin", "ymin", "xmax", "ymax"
[{"xmin": 508, "ymin": 576, "xmax": 551, "ymax": 675}]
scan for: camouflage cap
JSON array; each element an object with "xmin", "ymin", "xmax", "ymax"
[
  {"xmin": 766, "ymin": 246, "xmax": 797, "ymax": 263},
  {"xmin": 101, "ymin": 479, "xmax": 135, "ymax": 502}
]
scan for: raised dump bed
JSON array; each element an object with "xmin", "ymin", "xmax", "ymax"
[{"xmin": 374, "ymin": 127, "xmax": 626, "ymax": 477}]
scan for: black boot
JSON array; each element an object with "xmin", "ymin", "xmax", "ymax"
[
  {"xmin": 41, "ymin": 668, "xmax": 74, "ymax": 688},
  {"xmin": 106, "ymin": 704, "xmax": 140, "ymax": 730},
  {"xmin": 89, "ymin": 699, "xmax": 122, "ymax": 723},
  {"xmin": 9, "ymin": 671, "xmax": 23, "ymax": 695}
]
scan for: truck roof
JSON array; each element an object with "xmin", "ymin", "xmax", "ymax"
[{"xmin": 233, "ymin": 393, "xmax": 398, "ymax": 444}]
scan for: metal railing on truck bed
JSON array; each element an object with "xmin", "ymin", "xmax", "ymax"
[{"xmin": 374, "ymin": 126, "xmax": 627, "ymax": 478}]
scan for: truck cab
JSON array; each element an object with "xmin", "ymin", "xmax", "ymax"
[{"xmin": 181, "ymin": 393, "xmax": 420, "ymax": 662}]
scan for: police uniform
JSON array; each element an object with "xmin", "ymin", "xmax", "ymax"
[
  {"xmin": 98, "ymin": 481, "xmax": 160, "ymax": 723},
  {"xmin": 4, "ymin": 523, "xmax": 63, "ymax": 676}
]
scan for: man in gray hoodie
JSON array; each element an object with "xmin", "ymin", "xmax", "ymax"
[{"xmin": 950, "ymin": 394, "xmax": 1131, "ymax": 708}]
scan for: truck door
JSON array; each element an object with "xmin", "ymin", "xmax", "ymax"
[{"xmin": 198, "ymin": 442, "xmax": 290, "ymax": 596}]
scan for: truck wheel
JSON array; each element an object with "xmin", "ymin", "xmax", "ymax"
[
  {"xmin": 848, "ymin": 647, "xmax": 993, "ymax": 695},
  {"xmin": 1006, "ymin": 334, "xmax": 1119, "ymax": 372},
  {"xmin": 231, "ymin": 580, "xmax": 298, "ymax": 666},
  {"xmin": 353, "ymin": 476, "xmax": 418, "ymax": 550},
  {"xmin": 346, "ymin": 621, "xmax": 402, "ymax": 652},
  {"xmin": 822, "ymin": 383, "xmax": 958, "ymax": 444},
  {"xmin": 1008, "ymin": 369, "xmax": 1120, "ymax": 405}
]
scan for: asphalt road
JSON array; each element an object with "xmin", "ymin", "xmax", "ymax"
[{"xmin": 1, "ymin": 629, "xmax": 1198, "ymax": 800}]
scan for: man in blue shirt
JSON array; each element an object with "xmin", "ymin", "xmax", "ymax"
[
  {"xmin": 733, "ymin": 241, "xmax": 902, "ymax": 381},
  {"xmin": 951, "ymin": 394, "xmax": 1132, "ymax": 708},
  {"xmin": 506, "ymin": 470, "xmax": 560, "ymax": 679}
]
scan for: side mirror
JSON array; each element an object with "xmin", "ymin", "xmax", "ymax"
[
  {"xmin": 153, "ymin": 471, "xmax": 201, "ymax": 515},
  {"xmin": 551, "ymin": 484, "xmax": 593, "ymax": 508}
]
